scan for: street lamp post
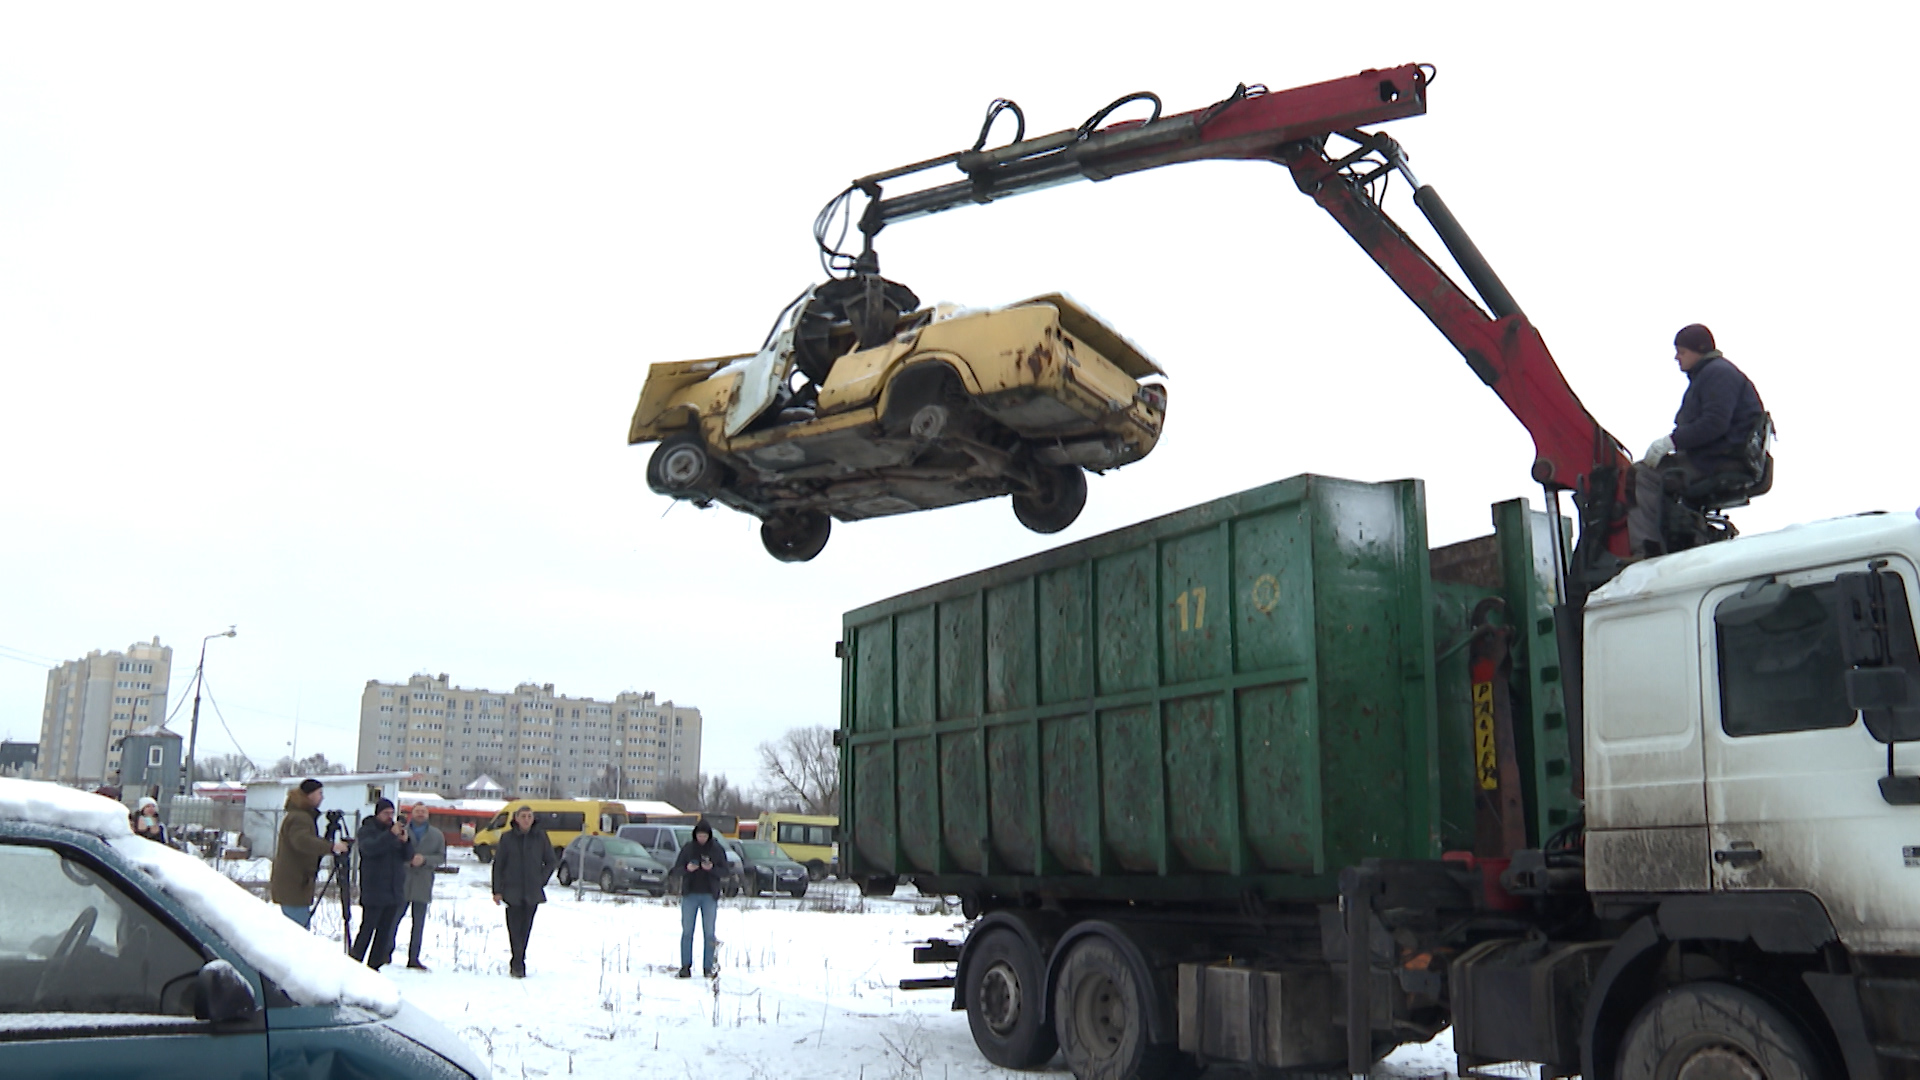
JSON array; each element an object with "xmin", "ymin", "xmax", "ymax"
[{"xmin": 184, "ymin": 626, "xmax": 237, "ymax": 792}]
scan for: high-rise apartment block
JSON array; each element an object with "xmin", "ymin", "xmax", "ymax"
[
  {"xmin": 355, "ymin": 673, "xmax": 702, "ymax": 798},
  {"xmin": 39, "ymin": 638, "xmax": 175, "ymax": 788}
]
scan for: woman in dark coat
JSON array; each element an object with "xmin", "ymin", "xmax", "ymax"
[{"xmin": 490, "ymin": 806, "xmax": 558, "ymax": 978}]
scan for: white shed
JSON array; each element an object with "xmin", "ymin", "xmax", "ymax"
[{"xmin": 241, "ymin": 773, "xmax": 412, "ymax": 859}]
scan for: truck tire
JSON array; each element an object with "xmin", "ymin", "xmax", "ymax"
[
  {"xmin": 965, "ymin": 929, "xmax": 1057, "ymax": 1069},
  {"xmin": 1054, "ymin": 936, "xmax": 1187, "ymax": 1080},
  {"xmin": 1619, "ymin": 982, "xmax": 1823, "ymax": 1080}
]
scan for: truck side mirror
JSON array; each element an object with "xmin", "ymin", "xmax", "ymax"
[{"xmin": 1836, "ymin": 568, "xmax": 1920, "ymax": 745}]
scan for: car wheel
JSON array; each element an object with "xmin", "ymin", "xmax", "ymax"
[
  {"xmin": 859, "ymin": 875, "xmax": 899, "ymax": 897},
  {"xmin": 806, "ymin": 861, "xmax": 827, "ymax": 882},
  {"xmin": 600, "ymin": 869, "xmax": 620, "ymax": 895},
  {"xmin": 556, "ymin": 862, "xmax": 573, "ymax": 886},
  {"xmin": 761, "ymin": 511, "xmax": 831, "ymax": 562},
  {"xmin": 1012, "ymin": 463, "xmax": 1087, "ymax": 534},
  {"xmin": 965, "ymin": 928, "xmax": 1058, "ymax": 1069},
  {"xmin": 1620, "ymin": 982, "xmax": 1823, "ymax": 1080},
  {"xmin": 473, "ymin": 845, "xmax": 493, "ymax": 864},
  {"xmin": 647, "ymin": 431, "xmax": 721, "ymax": 498}
]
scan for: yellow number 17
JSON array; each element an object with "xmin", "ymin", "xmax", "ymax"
[{"xmin": 1174, "ymin": 587, "xmax": 1207, "ymax": 632}]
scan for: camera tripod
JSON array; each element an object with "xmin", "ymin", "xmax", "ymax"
[{"xmin": 315, "ymin": 810, "xmax": 354, "ymax": 950}]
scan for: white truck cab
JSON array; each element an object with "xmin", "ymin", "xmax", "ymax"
[{"xmin": 1585, "ymin": 510, "xmax": 1920, "ymax": 954}]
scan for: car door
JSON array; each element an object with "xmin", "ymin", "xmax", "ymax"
[
  {"xmin": 0, "ymin": 840, "xmax": 268, "ymax": 1079},
  {"xmin": 1700, "ymin": 558, "xmax": 1920, "ymax": 953}
]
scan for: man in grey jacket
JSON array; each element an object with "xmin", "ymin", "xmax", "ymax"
[{"xmin": 401, "ymin": 803, "xmax": 447, "ymax": 971}]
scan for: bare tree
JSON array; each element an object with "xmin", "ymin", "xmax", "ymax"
[
  {"xmin": 267, "ymin": 752, "xmax": 349, "ymax": 778},
  {"xmin": 197, "ymin": 752, "xmax": 257, "ymax": 781},
  {"xmin": 756, "ymin": 726, "xmax": 839, "ymax": 817},
  {"xmin": 656, "ymin": 775, "xmax": 701, "ymax": 812},
  {"xmin": 588, "ymin": 764, "xmax": 620, "ymax": 799}
]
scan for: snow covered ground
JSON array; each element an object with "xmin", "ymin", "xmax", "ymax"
[{"xmin": 260, "ymin": 848, "xmax": 1465, "ymax": 1080}]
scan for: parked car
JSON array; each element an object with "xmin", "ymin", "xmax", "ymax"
[
  {"xmin": 0, "ymin": 778, "xmax": 488, "ymax": 1079},
  {"xmin": 628, "ymin": 290, "xmax": 1168, "ymax": 561},
  {"xmin": 723, "ymin": 838, "xmax": 809, "ymax": 898},
  {"xmin": 618, "ymin": 823, "xmax": 742, "ymax": 897},
  {"xmin": 556, "ymin": 835, "xmax": 668, "ymax": 896}
]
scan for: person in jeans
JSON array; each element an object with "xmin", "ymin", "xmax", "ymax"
[
  {"xmin": 673, "ymin": 819, "xmax": 727, "ymax": 978},
  {"xmin": 268, "ymin": 778, "xmax": 348, "ymax": 928},
  {"xmin": 491, "ymin": 806, "xmax": 557, "ymax": 978},
  {"xmin": 348, "ymin": 798, "xmax": 413, "ymax": 970},
  {"xmin": 401, "ymin": 803, "xmax": 446, "ymax": 971}
]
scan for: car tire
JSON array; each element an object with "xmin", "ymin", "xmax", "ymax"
[
  {"xmin": 473, "ymin": 845, "xmax": 493, "ymax": 864},
  {"xmin": 761, "ymin": 511, "xmax": 831, "ymax": 562},
  {"xmin": 1012, "ymin": 463, "xmax": 1087, "ymax": 534},
  {"xmin": 647, "ymin": 431, "xmax": 721, "ymax": 498},
  {"xmin": 601, "ymin": 869, "xmax": 620, "ymax": 895},
  {"xmin": 806, "ymin": 861, "xmax": 828, "ymax": 882},
  {"xmin": 860, "ymin": 875, "xmax": 899, "ymax": 897},
  {"xmin": 965, "ymin": 928, "xmax": 1058, "ymax": 1069},
  {"xmin": 556, "ymin": 862, "xmax": 573, "ymax": 886},
  {"xmin": 1619, "ymin": 982, "xmax": 1823, "ymax": 1080}
]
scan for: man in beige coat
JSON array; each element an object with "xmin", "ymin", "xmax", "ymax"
[{"xmin": 268, "ymin": 778, "xmax": 348, "ymax": 928}]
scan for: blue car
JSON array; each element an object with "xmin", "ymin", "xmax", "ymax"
[{"xmin": 0, "ymin": 779, "xmax": 487, "ymax": 1079}]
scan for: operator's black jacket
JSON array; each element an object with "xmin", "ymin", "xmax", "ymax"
[
  {"xmin": 1670, "ymin": 352, "xmax": 1764, "ymax": 466},
  {"xmin": 354, "ymin": 816, "xmax": 414, "ymax": 907},
  {"xmin": 672, "ymin": 822, "xmax": 729, "ymax": 898},
  {"xmin": 491, "ymin": 822, "xmax": 559, "ymax": 907}
]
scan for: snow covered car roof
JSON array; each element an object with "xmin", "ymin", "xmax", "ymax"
[{"xmin": 0, "ymin": 778, "xmax": 401, "ymax": 1017}]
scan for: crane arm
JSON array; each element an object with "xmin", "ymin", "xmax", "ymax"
[{"xmin": 839, "ymin": 64, "xmax": 1633, "ymax": 585}]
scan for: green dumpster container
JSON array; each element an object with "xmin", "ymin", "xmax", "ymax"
[{"xmin": 840, "ymin": 474, "xmax": 1449, "ymax": 903}]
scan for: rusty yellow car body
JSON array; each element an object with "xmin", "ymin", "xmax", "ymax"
[{"xmin": 628, "ymin": 293, "xmax": 1167, "ymax": 561}]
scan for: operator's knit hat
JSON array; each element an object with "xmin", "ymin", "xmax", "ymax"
[
  {"xmin": 374, "ymin": 797, "xmax": 395, "ymax": 814},
  {"xmin": 1674, "ymin": 323, "xmax": 1715, "ymax": 353}
]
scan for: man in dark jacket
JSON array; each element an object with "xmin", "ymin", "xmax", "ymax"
[
  {"xmin": 490, "ymin": 806, "xmax": 558, "ymax": 978},
  {"xmin": 269, "ymin": 779, "xmax": 349, "ymax": 928},
  {"xmin": 1627, "ymin": 323, "xmax": 1766, "ymax": 556},
  {"xmin": 349, "ymin": 798, "xmax": 414, "ymax": 970},
  {"xmin": 673, "ymin": 819, "xmax": 728, "ymax": 978}
]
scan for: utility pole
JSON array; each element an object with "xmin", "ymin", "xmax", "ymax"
[{"xmin": 184, "ymin": 626, "xmax": 237, "ymax": 792}]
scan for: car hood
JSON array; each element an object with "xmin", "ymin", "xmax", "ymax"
[{"xmin": 383, "ymin": 1000, "xmax": 492, "ymax": 1079}]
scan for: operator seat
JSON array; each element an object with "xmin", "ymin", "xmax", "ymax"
[{"xmin": 1662, "ymin": 411, "xmax": 1774, "ymax": 550}]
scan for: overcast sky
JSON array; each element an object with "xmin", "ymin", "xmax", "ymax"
[{"xmin": 3, "ymin": 4, "xmax": 1913, "ymax": 789}]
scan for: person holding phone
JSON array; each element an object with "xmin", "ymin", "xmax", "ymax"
[{"xmin": 673, "ymin": 819, "xmax": 727, "ymax": 978}]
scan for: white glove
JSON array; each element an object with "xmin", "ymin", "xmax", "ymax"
[{"xmin": 1642, "ymin": 435, "xmax": 1673, "ymax": 466}]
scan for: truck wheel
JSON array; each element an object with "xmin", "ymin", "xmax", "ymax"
[
  {"xmin": 473, "ymin": 844, "xmax": 492, "ymax": 864},
  {"xmin": 1013, "ymin": 464, "xmax": 1087, "ymax": 534},
  {"xmin": 1619, "ymin": 982, "xmax": 1823, "ymax": 1080},
  {"xmin": 1055, "ymin": 936, "xmax": 1185, "ymax": 1080},
  {"xmin": 965, "ymin": 929, "xmax": 1057, "ymax": 1069},
  {"xmin": 859, "ymin": 875, "xmax": 899, "ymax": 897}
]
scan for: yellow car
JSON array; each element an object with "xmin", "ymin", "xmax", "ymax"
[{"xmin": 627, "ymin": 291, "xmax": 1168, "ymax": 561}]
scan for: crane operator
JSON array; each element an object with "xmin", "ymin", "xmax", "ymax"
[{"xmin": 1627, "ymin": 323, "xmax": 1766, "ymax": 558}]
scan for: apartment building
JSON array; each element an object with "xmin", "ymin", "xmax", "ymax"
[
  {"xmin": 354, "ymin": 673, "xmax": 702, "ymax": 799},
  {"xmin": 39, "ymin": 637, "xmax": 175, "ymax": 787}
]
